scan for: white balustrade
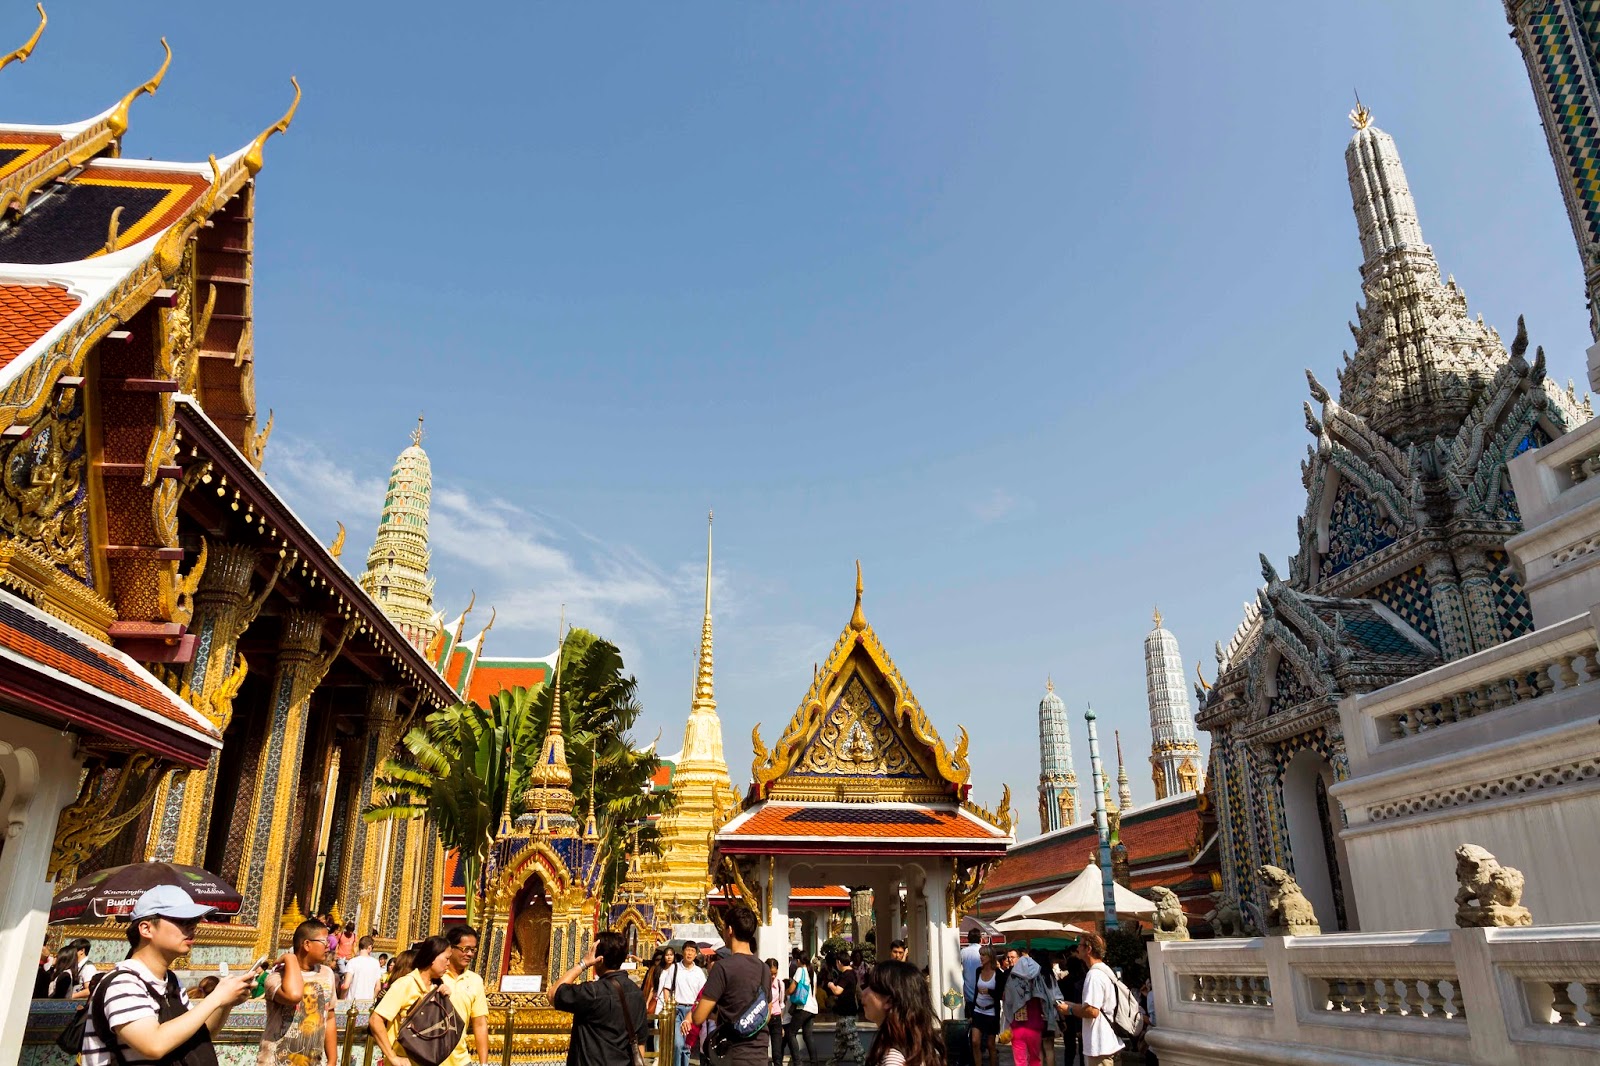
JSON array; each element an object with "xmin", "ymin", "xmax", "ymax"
[{"xmin": 1146, "ymin": 925, "xmax": 1600, "ymax": 1066}]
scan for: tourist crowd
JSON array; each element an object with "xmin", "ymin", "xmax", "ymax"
[{"xmin": 45, "ymin": 887, "xmax": 1144, "ymax": 1066}]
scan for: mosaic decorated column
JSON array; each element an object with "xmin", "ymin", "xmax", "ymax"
[
  {"xmin": 343, "ymin": 684, "xmax": 400, "ymax": 932},
  {"xmin": 1455, "ymin": 549, "xmax": 1504, "ymax": 654},
  {"xmin": 145, "ymin": 544, "xmax": 264, "ymax": 864},
  {"xmin": 1422, "ymin": 552, "xmax": 1474, "ymax": 660},
  {"xmin": 235, "ymin": 609, "xmax": 334, "ymax": 957}
]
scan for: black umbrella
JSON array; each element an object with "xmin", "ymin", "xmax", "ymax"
[{"xmin": 50, "ymin": 862, "xmax": 242, "ymax": 924}]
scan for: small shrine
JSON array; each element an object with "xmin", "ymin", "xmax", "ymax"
[
  {"xmin": 606, "ymin": 831, "xmax": 661, "ymax": 961},
  {"xmin": 476, "ymin": 670, "xmax": 604, "ymax": 1061},
  {"xmin": 714, "ymin": 564, "xmax": 1013, "ymax": 1018}
]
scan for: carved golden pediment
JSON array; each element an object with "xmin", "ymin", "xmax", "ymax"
[{"xmin": 750, "ymin": 565, "xmax": 970, "ymax": 803}]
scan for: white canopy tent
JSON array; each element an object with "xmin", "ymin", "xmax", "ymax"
[
  {"xmin": 993, "ymin": 915, "xmax": 1087, "ymax": 936},
  {"xmin": 993, "ymin": 894, "xmax": 1038, "ymax": 923},
  {"xmin": 1025, "ymin": 863, "xmax": 1157, "ymax": 924}
]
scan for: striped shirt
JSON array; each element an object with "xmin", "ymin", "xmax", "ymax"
[{"xmin": 82, "ymin": 959, "xmax": 191, "ymax": 1066}]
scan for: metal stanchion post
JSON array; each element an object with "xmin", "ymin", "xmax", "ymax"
[
  {"xmin": 501, "ymin": 1007, "xmax": 517, "ymax": 1066},
  {"xmin": 340, "ymin": 1003, "xmax": 359, "ymax": 1066},
  {"xmin": 361, "ymin": 1018, "xmax": 377, "ymax": 1066}
]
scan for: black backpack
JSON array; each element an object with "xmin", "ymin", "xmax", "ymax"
[{"xmin": 55, "ymin": 970, "xmax": 111, "ymax": 1056}]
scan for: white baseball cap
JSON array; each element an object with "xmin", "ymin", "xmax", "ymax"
[{"xmin": 128, "ymin": 885, "xmax": 217, "ymax": 922}]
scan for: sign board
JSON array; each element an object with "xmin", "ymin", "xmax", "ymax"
[{"xmin": 500, "ymin": 975, "xmax": 543, "ymax": 993}]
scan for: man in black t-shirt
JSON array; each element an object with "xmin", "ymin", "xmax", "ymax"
[
  {"xmin": 825, "ymin": 952, "xmax": 863, "ymax": 1066},
  {"xmin": 685, "ymin": 906, "xmax": 768, "ymax": 1066},
  {"xmin": 552, "ymin": 931, "xmax": 649, "ymax": 1066}
]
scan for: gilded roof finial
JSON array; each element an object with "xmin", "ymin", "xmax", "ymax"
[
  {"xmin": 1, "ymin": 5, "xmax": 47, "ymax": 73},
  {"xmin": 1153, "ymin": 605, "xmax": 1162, "ymax": 627},
  {"xmin": 1196, "ymin": 659, "xmax": 1211, "ymax": 692},
  {"xmin": 453, "ymin": 590, "xmax": 476, "ymax": 645},
  {"xmin": 108, "ymin": 37, "xmax": 171, "ymax": 137},
  {"xmin": 1046, "ymin": 675, "xmax": 1054, "ymax": 693},
  {"xmin": 480, "ymin": 605, "xmax": 496, "ymax": 642},
  {"xmin": 1349, "ymin": 90, "xmax": 1372, "ymax": 131},
  {"xmin": 410, "ymin": 413, "xmax": 424, "ymax": 447},
  {"xmin": 849, "ymin": 559, "xmax": 866, "ymax": 631},
  {"xmin": 497, "ymin": 744, "xmax": 513, "ymax": 837},
  {"xmin": 242, "ymin": 75, "xmax": 301, "ymax": 176},
  {"xmin": 329, "ymin": 521, "xmax": 346, "ymax": 559}
]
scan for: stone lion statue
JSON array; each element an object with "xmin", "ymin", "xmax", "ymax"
[
  {"xmin": 1149, "ymin": 886, "xmax": 1189, "ymax": 941},
  {"xmin": 1207, "ymin": 891, "xmax": 1246, "ymax": 937},
  {"xmin": 1454, "ymin": 844, "xmax": 1532, "ymax": 928},
  {"xmin": 1258, "ymin": 864, "xmax": 1320, "ymax": 936}
]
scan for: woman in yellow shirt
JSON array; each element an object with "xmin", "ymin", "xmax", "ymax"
[{"xmin": 368, "ymin": 936, "xmax": 487, "ymax": 1066}]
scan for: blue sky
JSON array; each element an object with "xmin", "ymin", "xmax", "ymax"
[{"xmin": 8, "ymin": 2, "xmax": 1592, "ymax": 831}]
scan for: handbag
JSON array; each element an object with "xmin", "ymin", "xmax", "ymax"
[
  {"xmin": 397, "ymin": 981, "xmax": 465, "ymax": 1066},
  {"xmin": 608, "ymin": 974, "xmax": 646, "ymax": 1066},
  {"xmin": 788, "ymin": 968, "xmax": 809, "ymax": 1008}
]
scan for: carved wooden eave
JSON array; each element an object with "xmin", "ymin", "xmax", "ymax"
[
  {"xmin": 172, "ymin": 398, "xmax": 458, "ymax": 708},
  {"xmin": 748, "ymin": 588, "xmax": 971, "ymax": 805}
]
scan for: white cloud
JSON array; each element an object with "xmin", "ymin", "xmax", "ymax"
[
  {"xmin": 266, "ymin": 434, "xmax": 689, "ymax": 646},
  {"xmin": 971, "ymin": 488, "xmax": 1026, "ymax": 524}
]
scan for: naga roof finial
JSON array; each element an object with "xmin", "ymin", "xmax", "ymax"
[
  {"xmin": 850, "ymin": 559, "xmax": 866, "ymax": 631},
  {"xmin": 108, "ymin": 37, "xmax": 171, "ymax": 137},
  {"xmin": 1349, "ymin": 90, "xmax": 1372, "ymax": 131},
  {"xmin": 0, "ymin": 5, "xmax": 46, "ymax": 73},
  {"xmin": 243, "ymin": 75, "xmax": 301, "ymax": 176}
]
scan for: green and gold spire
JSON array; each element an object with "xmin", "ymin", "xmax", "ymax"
[{"xmin": 358, "ymin": 417, "xmax": 439, "ymax": 651}]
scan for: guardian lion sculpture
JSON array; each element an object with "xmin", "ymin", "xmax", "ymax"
[
  {"xmin": 1149, "ymin": 886, "xmax": 1189, "ymax": 941},
  {"xmin": 1454, "ymin": 844, "xmax": 1532, "ymax": 928},
  {"xmin": 1258, "ymin": 864, "xmax": 1320, "ymax": 936}
]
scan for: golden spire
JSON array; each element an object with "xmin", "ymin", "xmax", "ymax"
[
  {"xmin": 1, "ymin": 5, "xmax": 46, "ymax": 73},
  {"xmin": 497, "ymin": 743, "xmax": 514, "ymax": 837},
  {"xmin": 410, "ymin": 413, "xmax": 424, "ymax": 448},
  {"xmin": 1115, "ymin": 729, "xmax": 1134, "ymax": 811},
  {"xmin": 1046, "ymin": 675, "xmax": 1054, "ymax": 693},
  {"xmin": 692, "ymin": 510, "xmax": 715, "ymax": 708},
  {"xmin": 849, "ymin": 560, "xmax": 866, "ymax": 631},
  {"xmin": 522, "ymin": 605, "xmax": 575, "ymax": 823},
  {"xmin": 242, "ymin": 76, "xmax": 301, "ymax": 176},
  {"xmin": 107, "ymin": 37, "xmax": 171, "ymax": 137},
  {"xmin": 1152, "ymin": 605, "xmax": 1162, "ymax": 627},
  {"xmin": 583, "ymin": 748, "xmax": 599, "ymax": 842},
  {"xmin": 1349, "ymin": 91, "xmax": 1372, "ymax": 131}
]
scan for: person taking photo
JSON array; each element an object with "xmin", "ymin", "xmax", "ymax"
[{"xmin": 550, "ymin": 930, "xmax": 648, "ymax": 1066}]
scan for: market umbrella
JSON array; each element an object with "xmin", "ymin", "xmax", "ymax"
[
  {"xmin": 51, "ymin": 862, "xmax": 242, "ymax": 924},
  {"xmin": 1024, "ymin": 863, "xmax": 1156, "ymax": 925}
]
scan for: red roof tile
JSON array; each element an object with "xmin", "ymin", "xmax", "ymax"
[
  {"xmin": 982, "ymin": 798, "xmax": 1203, "ymax": 900},
  {"xmin": 0, "ymin": 283, "xmax": 77, "ymax": 367},
  {"xmin": 0, "ymin": 591, "xmax": 216, "ymax": 746},
  {"xmin": 724, "ymin": 804, "xmax": 1007, "ymax": 842},
  {"xmin": 466, "ymin": 661, "xmax": 549, "ymax": 706}
]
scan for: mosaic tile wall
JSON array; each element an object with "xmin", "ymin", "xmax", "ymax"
[
  {"xmin": 1369, "ymin": 565, "xmax": 1440, "ymax": 647},
  {"xmin": 1489, "ymin": 549, "xmax": 1536, "ymax": 642},
  {"xmin": 1525, "ymin": 6, "xmax": 1600, "ymax": 251}
]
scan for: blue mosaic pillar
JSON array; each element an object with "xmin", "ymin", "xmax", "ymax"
[
  {"xmin": 234, "ymin": 608, "xmax": 326, "ymax": 957},
  {"xmin": 1455, "ymin": 549, "xmax": 1504, "ymax": 655},
  {"xmin": 145, "ymin": 543, "xmax": 262, "ymax": 864}
]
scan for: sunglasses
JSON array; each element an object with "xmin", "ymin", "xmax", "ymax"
[{"xmin": 159, "ymin": 917, "xmax": 202, "ymax": 934}]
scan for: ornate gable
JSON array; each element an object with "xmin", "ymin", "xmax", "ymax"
[{"xmin": 749, "ymin": 563, "xmax": 971, "ymax": 805}]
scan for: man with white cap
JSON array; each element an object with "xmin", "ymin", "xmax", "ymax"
[{"xmin": 81, "ymin": 885, "xmax": 254, "ymax": 1066}]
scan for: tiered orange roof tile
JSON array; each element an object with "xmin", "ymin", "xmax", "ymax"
[
  {"xmin": 0, "ymin": 283, "xmax": 77, "ymax": 368},
  {"xmin": 721, "ymin": 803, "xmax": 1009, "ymax": 849}
]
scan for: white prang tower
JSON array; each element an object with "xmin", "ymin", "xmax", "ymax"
[
  {"xmin": 1145, "ymin": 608, "xmax": 1203, "ymax": 799},
  {"xmin": 1036, "ymin": 679, "xmax": 1079, "ymax": 834}
]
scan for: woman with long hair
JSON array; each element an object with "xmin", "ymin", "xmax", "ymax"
[
  {"xmin": 859, "ymin": 960, "xmax": 945, "ymax": 1066},
  {"xmin": 782, "ymin": 950, "xmax": 818, "ymax": 1066},
  {"xmin": 968, "ymin": 948, "xmax": 999, "ymax": 1066},
  {"xmin": 49, "ymin": 938, "xmax": 96, "ymax": 1000}
]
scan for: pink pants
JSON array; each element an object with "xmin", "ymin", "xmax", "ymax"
[{"xmin": 1010, "ymin": 1026, "xmax": 1043, "ymax": 1066}]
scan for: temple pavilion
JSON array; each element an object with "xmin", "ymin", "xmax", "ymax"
[{"xmin": 713, "ymin": 565, "xmax": 1012, "ymax": 1016}]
